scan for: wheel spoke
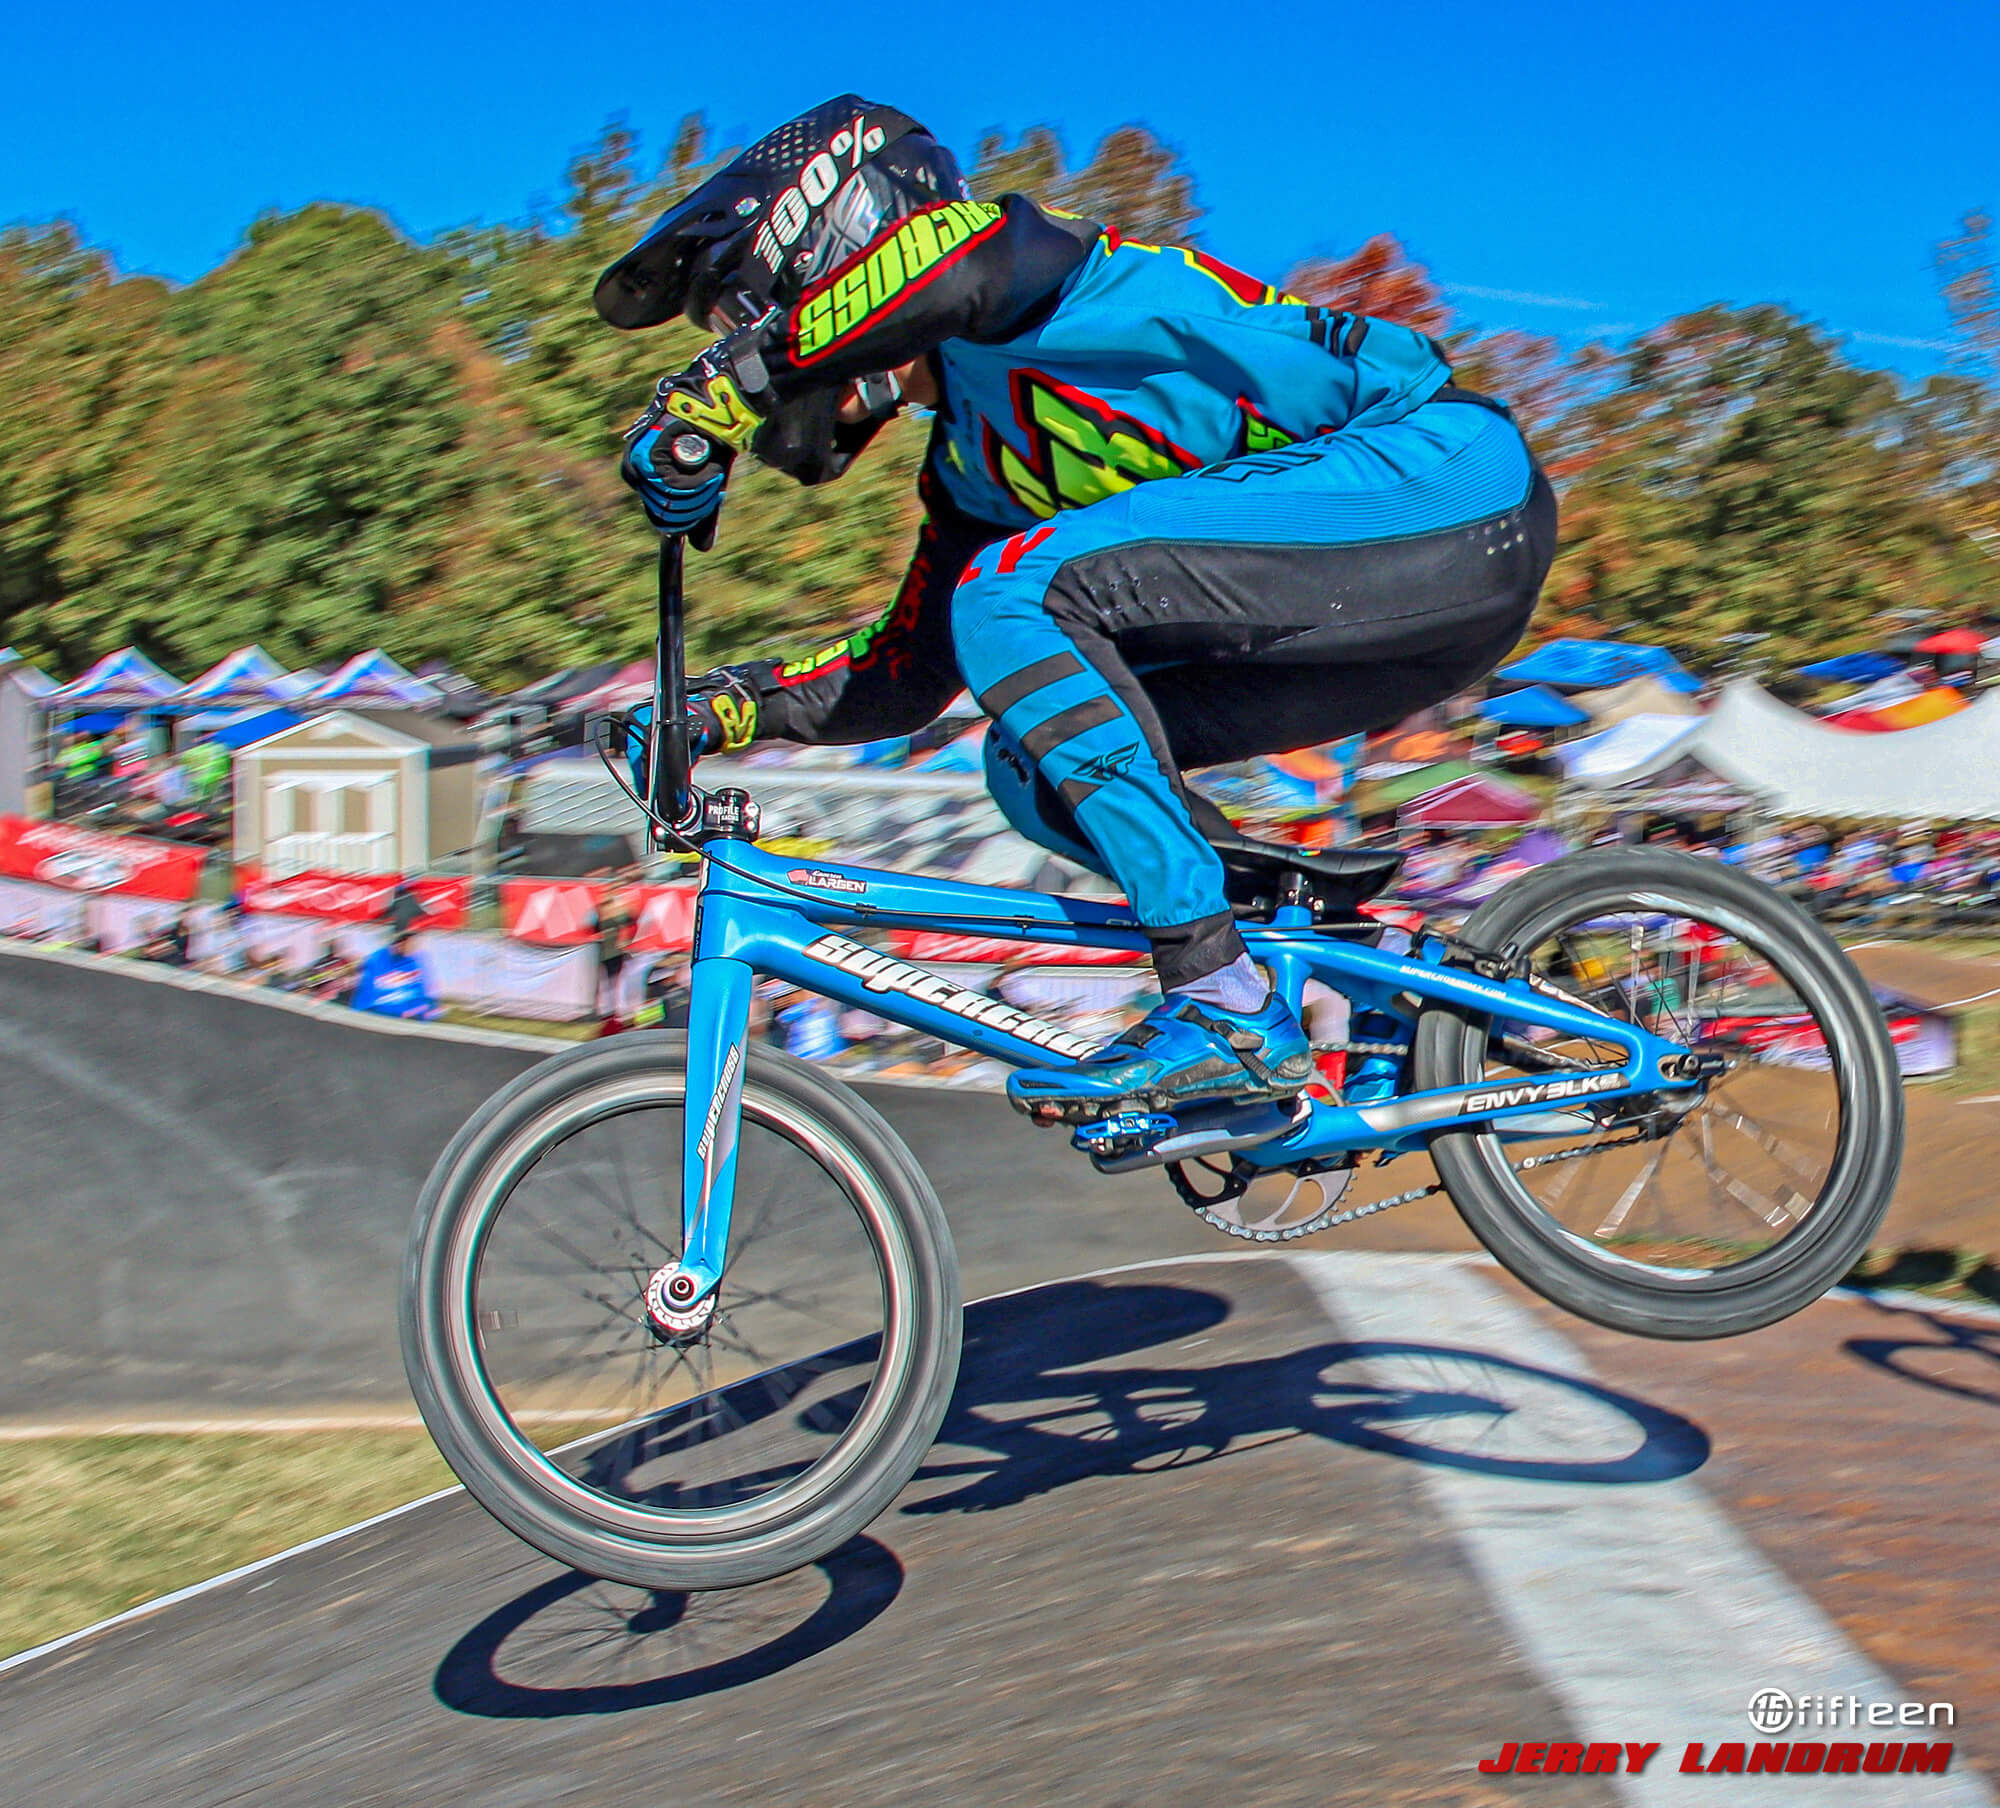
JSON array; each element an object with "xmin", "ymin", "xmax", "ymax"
[
  {"xmin": 1593, "ymin": 1137, "xmax": 1672, "ymax": 1238},
  {"xmin": 1462, "ymin": 881, "xmax": 1854, "ymax": 1280},
  {"xmin": 1710, "ymin": 1102, "xmax": 1830, "ymax": 1193}
]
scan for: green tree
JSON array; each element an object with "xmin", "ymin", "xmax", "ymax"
[
  {"xmin": 971, "ymin": 122, "xmax": 1203, "ymax": 243},
  {"xmin": 1547, "ymin": 305, "xmax": 1990, "ymax": 661},
  {"xmin": 5, "ymin": 118, "xmax": 1999, "ymax": 697}
]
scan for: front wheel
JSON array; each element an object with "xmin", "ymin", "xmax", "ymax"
[
  {"xmin": 1413, "ymin": 849, "xmax": 1902, "ymax": 1339},
  {"xmin": 402, "ymin": 1033, "xmax": 961, "ymax": 1590}
]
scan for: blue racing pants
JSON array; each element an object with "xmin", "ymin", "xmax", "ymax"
[{"xmin": 949, "ymin": 392, "xmax": 1555, "ymax": 988}]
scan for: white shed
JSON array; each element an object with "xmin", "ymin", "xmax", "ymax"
[{"xmin": 234, "ymin": 710, "xmax": 480, "ymax": 876}]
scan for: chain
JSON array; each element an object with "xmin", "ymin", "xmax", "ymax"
[
  {"xmin": 1240, "ymin": 1126, "xmax": 1654, "ymax": 1238},
  {"xmin": 1513, "ymin": 1129, "xmax": 1648, "ymax": 1171}
]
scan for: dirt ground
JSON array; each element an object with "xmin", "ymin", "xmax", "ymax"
[{"xmin": 1312, "ymin": 936, "xmax": 2000, "ymax": 1268}]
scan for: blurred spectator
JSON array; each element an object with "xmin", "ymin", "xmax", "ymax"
[
  {"xmin": 294, "ymin": 938, "xmax": 357, "ymax": 1004},
  {"xmin": 589, "ymin": 872, "xmax": 638, "ymax": 1021},
  {"xmin": 777, "ymin": 988, "xmax": 847, "ymax": 1062},
  {"xmin": 350, "ymin": 931, "xmax": 439, "ymax": 1020},
  {"xmin": 385, "ymin": 879, "xmax": 429, "ymax": 938},
  {"xmin": 634, "ymin": 956, "xmax": 691, "ymax": 1030},
  {"xmin": 145, "ymin": 755, "xmax": 193, "ymax": 812},
  {"xmin": 59, "ymin": 730, "xmax": 106, "ymax": 795},
  {"xmin": 136, "ymin": 912, "xmax": 192, "ymax": 967},
  {"xmin": 181, "ymin": 733, "xmax": 230, "ymax": 805},
  {"xmin": 111, "ymin": 725, "xmax": 151, "ymax": 781}
]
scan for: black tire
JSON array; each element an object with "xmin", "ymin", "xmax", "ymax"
[
  {"xmin": 402, "ymin": 1032, "xmax": 961, "ymax": 1590},
  {"xmin": 1413, "ymin": 849, "xmax": 1902, "ymax": 1339}
]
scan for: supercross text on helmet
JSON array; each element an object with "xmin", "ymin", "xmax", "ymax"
[{"xmin": 593, "ymin": 97, "xmax": 964, "ymax": 333}]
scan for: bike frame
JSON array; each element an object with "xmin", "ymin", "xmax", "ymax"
[
  {"xmin": 636, "ymin": 537, "xmax": 1698, "ymax": 1305},
  {"xmin": 672, "ymin": 833, "xmax": 1698, "ymax": 1301}
]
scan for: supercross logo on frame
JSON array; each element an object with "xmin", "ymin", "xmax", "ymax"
[{"xmin": 802, "ymin": 933, "xmax": 1095, "ymax": 1059}]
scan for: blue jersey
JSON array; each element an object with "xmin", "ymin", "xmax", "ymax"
[{"xmin": 928, "ymin": 232, "xmax": 1451, "ymax": 532}]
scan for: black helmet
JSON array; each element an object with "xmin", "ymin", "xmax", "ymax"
[{"xmin": 595, "ymin": 96, "xmax": 968, "ymax": 332}]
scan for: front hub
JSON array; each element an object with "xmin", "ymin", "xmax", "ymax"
[{"xmin": 645, "ymin": 1262, "xmax": 716, "ymax": 1342}]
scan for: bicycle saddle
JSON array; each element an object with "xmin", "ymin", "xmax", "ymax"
[
  {"xmin": 1210, "ymin": 831, "xmax": 1404, "ymax": 914},
  {"xmin": 1180, "ymin": 793, "xmax": 1402, "ymax": 917}
]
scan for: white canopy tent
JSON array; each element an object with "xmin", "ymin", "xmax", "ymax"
[
  {"xmin": 1563, "ymin": 681, "xmax": 2000, "ymax": 820},
  {"xmin": 1556, "ymin": 714, "xmax": 1706, "ymax": 786},
  {"xmin": 1694, "ymin": 681, "xmax": 2000, "ymax": 819}
]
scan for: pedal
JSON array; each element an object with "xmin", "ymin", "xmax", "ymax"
[
  {"xmin": 1070, "ymin": 1110, "xmax": 1178, "ymax": 1161},
  {"xmin": 1075, "ymin": 1096, "xmax": 1310, "ymax": 1174}
]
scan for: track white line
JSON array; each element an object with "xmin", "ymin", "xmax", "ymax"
[
  {"xmin": 1292, "ymin": 1250, "xmax": 1993, "ymax": 1806},
  {"xmin": 0, "ymin": 1409, "xmax": 632, "ymax": 1441}
]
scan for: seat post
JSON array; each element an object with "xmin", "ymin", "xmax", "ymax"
[{"xmin": 1263, "ymin": 901, "xmax": 1314, "ymax": 1016}]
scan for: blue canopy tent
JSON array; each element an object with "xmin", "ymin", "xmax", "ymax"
[
  {"xmin": 1498, "ymin": 639, "xmax": 1701, "ymax": 694},
  {"xmin": 169, "ymin": 645, "xmax": 311, "ymax": 710},
  {"xmin": 47, "ymin": 646, "xmax": 183, "ymax": 709},
  {"xmin": 1798, "ymin": 651, "xmax": 1904, "ymax": 684},
  {"xmin": 1479, "ymin": 685, "xmax": 1589, "ymax": 729},
  {"xmin": 207, "ymin": 706, "xmax": 303, "ymax": 749}
]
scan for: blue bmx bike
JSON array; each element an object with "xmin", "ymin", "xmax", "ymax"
[{"xmin": 403, "ymin": 534, "xmax": 1902, "ymax": 1590}]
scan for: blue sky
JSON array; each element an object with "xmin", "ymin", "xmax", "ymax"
[{"xmin": 3, "ymin": 0, "xmax": 1992, "ymax": 377}]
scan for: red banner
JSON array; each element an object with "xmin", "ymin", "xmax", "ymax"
[
  {"xmin": 500, "ymin": 880, "xmax": 697, "ymax": 953},
  {"xmin": 234, "ymin": 868, "xmax": 470, "ymax": 929},
  {"xmin": 0, "ymin": 815, "xmax": 207, "ymax": 902},
  {"xmin": 886, "ymin": 930, "xmax": 1143, "ymax": 967}
]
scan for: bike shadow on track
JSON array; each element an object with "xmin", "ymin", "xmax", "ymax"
[
  {"xmin": 1842, "ymin": 1296, "xmax": 2000, "ymax": 1411},
  {"xmin": 435, "ymin": 1275, "xmax": 1709, "ymax": 1721}
]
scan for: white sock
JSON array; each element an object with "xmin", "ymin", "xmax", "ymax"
[{"xmin": 1172, "ymin": 953, "xmax": 1269, "ymax": 1014}]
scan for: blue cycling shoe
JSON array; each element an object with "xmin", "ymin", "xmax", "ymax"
[{"xmin": 1008, "ymin": 992, "xmax": 1313, "ymax": 1125}]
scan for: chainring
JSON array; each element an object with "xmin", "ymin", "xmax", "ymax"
[{"xmin": 1174, "ymin": 1156, "xmax": 1359, "ymax": 1243}]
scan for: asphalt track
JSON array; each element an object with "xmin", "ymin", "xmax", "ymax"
[
  {"xmin": 0, "ymin": 942, "xmax": 1217, "ymax": 1420},
  {"xmin": 7, "ymin": 943, "xmax": 2000, "ymax": 1802}
]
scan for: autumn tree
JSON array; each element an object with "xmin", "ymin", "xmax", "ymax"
[
  {"xmin": 1284, "ymin": 232, "xmax": 1453, "ymax": 336},
  {"xmin": 4, "ymin": 119, "xmax": 1999, "ymax": 692},
  {"xmin": 1938, "ymin": 210, "xmax": 1999, "ymax": 382},
  {"xmin": 1546, "ymin": 305, "xmax": 1992, "ymax": 661}
]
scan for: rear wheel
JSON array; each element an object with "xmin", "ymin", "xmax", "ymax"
[
  {"xmin": 1413, "ymin": 849, "xmax": 1901, "ymax": 1339},
  {"xmin": 402, "ymin": 1033, "xmax": 960, "ymax": 1590}
]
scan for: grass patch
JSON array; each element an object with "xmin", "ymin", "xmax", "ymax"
[
  {"xmin": 0, "ymin": 1430, "xmax": 453, "ymax": 1661},
  {"xmin": 1936, "ymin": 1000, "xmax": 2000, "ymax": 1097},
  {"xmin": 439, "ymin": 1006, "xmax": 593, "ymax": 1042},
  {"xmin": 1845, "ymin": 1247, "xmax": 2000, "ymax": 1310}
]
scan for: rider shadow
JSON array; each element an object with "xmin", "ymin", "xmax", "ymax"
[{"xmin": 435, "ymin": 1275, "xmax": 1707, "ymax": 1721}]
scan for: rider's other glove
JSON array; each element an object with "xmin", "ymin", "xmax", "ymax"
[{"xmin": 621, "ymin": 666, "xmax": 766, "ymax": 799}]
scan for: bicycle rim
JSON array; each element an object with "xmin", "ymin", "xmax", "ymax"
[
  {"xmin": 1450, "ymin": 891, "xmax": 1864, "ymax": 1285},
  {"xmin": 444, "ymin": 1068, "xmax": 920, "ymax": 1543}
]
